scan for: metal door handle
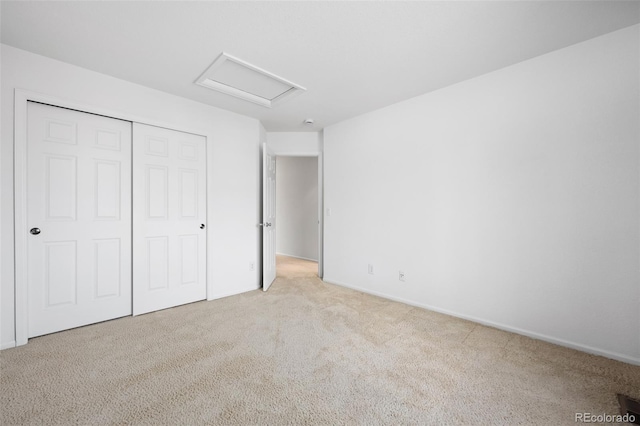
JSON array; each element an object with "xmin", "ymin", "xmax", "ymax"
[
  {"xmin": 200, "ymin": 224, "xmax": 205, "ymax": 229},
  {"xmin": 30, "ymin": 228, "xmax": 41, "ymax": 235}
]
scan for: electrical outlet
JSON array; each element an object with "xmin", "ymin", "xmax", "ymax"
[
  {"xmin": 368, "ymin": 264, "xmax": 374, "ymax": 275},
  {"xmin": 249, "ymin": 262, "xmax": 255, "ymax": 271},
  {"xmin": 399, "ymin": 271, "xmax": 405, "ymax": 282}
]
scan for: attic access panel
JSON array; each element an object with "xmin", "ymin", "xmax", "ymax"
[{"xmin": 195, "ymin": 52, "xmax": 306, "ymax": 108}]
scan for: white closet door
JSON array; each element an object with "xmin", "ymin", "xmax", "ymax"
[
  {"xmin": 132, "ymin": 123, "xmax": 207, "ymax": 315},
  {"xmin": 27, "ymin": 102, "xmax": 132, "ymax": 338}
]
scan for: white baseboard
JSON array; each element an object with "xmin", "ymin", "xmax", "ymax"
[
  {"xmin": 276, "ymin": 252, "xmax": 318, "ymax": 262},
  {"xmin": 208, "ymin": 284, "xmax": 261, "ymax": 301},
  {"xmin": 1, "ymin": 340, "xmax": 16, "ymax": 350},
  {"xmin": 322, "ymin": 277, "xmax": 640, "ymax": 366}
]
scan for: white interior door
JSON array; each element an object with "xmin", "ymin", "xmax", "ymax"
[
  {"xmin": 26, "ymin": 102, "xmax": 132, "ymax": 337},
  {"xmin": 133, "ymin": 123, "xmax": 207, "ymax": 315},
  {"xmin": 262, "ymin": 143, "xmax": 277, "ymax": 291}
]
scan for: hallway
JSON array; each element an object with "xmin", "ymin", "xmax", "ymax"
[{"xmin": 276, "ymin": 255, "xmax": 318, "ymax": 279}]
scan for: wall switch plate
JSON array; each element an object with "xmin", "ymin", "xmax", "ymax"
[
  {"xmin": 250, "ymin": 262, "xmax": 255, "ymax": 271},
  {"xmin": 368, "ymin": 264, "xmax": 374, "ymax": 275},
  {"xmin": 326, "ymin": 208, "xmax": 332, "ymax": 217},
  {"xmin": 399, "ymin": 271, "xmax": 405, "ymax": 282}
]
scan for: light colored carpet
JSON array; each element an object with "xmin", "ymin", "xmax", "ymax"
[{"xmin": 1, "ymin": 255, "xmax": 639, "ymax": 425}]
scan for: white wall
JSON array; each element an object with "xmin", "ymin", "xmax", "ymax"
[
  {"xmin": 276, "ymin": 157, "xmax": 319, "ymax": 261},
  {"xmin": 1, "ymin": 45, "xmax": 262, "ymax": 348},
  {"xmin": 323, "ymin": 25, "xmax": 640, "ymax": 364},
  {"xmin": 267, "ymin": 132, "xmax": 320, "ymax": 156}
]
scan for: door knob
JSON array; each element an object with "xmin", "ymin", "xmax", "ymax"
[
  {"xmin": 30, "ymin": 228, "xmax": 41, "ymax": 235},
  {"xmin": 200, "ymin": 224, "xmax": 205, "ymax": 229}
]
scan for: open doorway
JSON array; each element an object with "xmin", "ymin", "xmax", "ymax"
[{"xmin": 275, "ymin": 155, "xmax": 321, "ymax": 280}]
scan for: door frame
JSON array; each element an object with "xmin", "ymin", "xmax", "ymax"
[
  {"xmin": 266, "ymin": 151, "xmax": 324, "ymax": 278},
  {"xmin": 13, "ymin": 89, "xmax": 210, "ymax": 346}
]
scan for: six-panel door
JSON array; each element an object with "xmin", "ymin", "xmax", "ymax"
[
  {"xmin": 26, "ymin": 102, "xmax": 209, "ymax": 338},
  {"xmin": 132, "ymin": 123, "xmax": 207, "ymax": 315},
  {"xmin": 27, "ymin": 102, "xmax": 133, "ymax": 337}
]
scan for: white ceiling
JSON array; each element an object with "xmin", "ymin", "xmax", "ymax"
[{"xmin": 2, "ymin": 1, "xmax": 639, "ymax": 132}]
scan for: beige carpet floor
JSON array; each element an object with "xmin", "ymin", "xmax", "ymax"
[{"xmin": 1, "ymin": 255, "xmax": 639, "ymax": 425}]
